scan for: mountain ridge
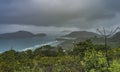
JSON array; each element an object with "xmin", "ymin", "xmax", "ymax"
[{"xmin": 0, "ymin": 31, "xmax": 47, "ymax": 39}]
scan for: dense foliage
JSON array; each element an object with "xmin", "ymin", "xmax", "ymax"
[{"xmin": 0, "ymin": 40, "xmax": 120, "ymax": 72}]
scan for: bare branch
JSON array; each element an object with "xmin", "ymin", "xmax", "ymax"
[
  {"xmin": 110, "ymin": 27, "xmax": 120, "ymax": 36},
  {"xmin": 96, "ymin": 28, "xmax": 104, "ymax": 36}
]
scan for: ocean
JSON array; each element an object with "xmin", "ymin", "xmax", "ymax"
[{"xmin": 0, "ymin": 35, "xmax": 61, "ymax": 52}]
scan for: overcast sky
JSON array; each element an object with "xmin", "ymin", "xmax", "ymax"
[{"xmin": 0, "ymin": 0, "xmax": 120, "ymax": 33}]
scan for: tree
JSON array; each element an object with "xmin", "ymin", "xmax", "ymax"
[
  {"xmin": 82, "ymin": 49, "xmax": 108, "ymax": 72},
  {"xmin": 57, "ymin": 46, "xmax": 64, "ymax": 56},
  {"xmin": 73, "ymin": 39, "xmax": 94, "ymax": 57}
]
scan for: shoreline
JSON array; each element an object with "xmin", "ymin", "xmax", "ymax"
[{"xmin": 0, "ymin": 40, "xmax": 63, "ymax": 53}]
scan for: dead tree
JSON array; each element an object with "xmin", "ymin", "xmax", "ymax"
[{"xmin": 97, "ymin": 27, "xmax": 120, "ymax": 70}]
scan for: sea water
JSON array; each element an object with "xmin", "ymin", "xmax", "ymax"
[{"xmin": 0, "ymin": 35, "xmax": 61, "ymax": 52}]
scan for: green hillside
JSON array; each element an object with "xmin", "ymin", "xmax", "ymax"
[{"xmin": 0, "ymin": 40, "xmax": 120, "ymax": 72}]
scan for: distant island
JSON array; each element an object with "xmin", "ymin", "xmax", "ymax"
[
  {"xmin": 0, "ymin": 31, "xmax": 47, "ymax": 39},
  {"xmin": 63, "ymin": 31, "xmax": 99, "ymax": 38},
  {"xmin": 56, "ymin": 31, "xmax": 99, "ymax": 41}
]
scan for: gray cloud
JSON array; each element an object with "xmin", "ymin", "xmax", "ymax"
[{"xmin": 0, "ymin": 0, "xmax": 120, "ymax": 29}]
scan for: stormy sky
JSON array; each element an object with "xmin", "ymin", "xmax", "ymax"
[{"xmin": 0, "ymin": 0, "xmax": 120, "ymax": 33}]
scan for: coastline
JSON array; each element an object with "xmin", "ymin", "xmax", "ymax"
[{"xmin": 19, "ymin": 40, "xmax": 62, "ymax": 51}]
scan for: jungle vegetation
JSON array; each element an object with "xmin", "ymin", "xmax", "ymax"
[{"xmin": 0, "ymin": 40, "xmax": 120, "ymax": 72}]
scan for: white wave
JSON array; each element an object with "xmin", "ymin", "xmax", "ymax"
[{"xmin": 20, "ymin": 40, "xmax": 61, "ymax": 51}]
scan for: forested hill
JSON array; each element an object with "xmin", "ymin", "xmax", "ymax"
[
  {"xmin": 63, "ymin": 31, "xmax": 99, "ymax": 38},
  {"xmin": 0, "ymin": 31, "xmax": 47, "ymax": 39}
]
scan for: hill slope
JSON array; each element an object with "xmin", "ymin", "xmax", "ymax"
[
  {"xmin": 0, "ymin": 31, "xmax": 47, "ymax": 39},
  {"xmin": 63, "ymin": 31, "xmax": 99, "ymax": 38}
]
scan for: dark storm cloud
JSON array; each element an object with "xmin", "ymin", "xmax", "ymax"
[
  {"xmin": 0, "ymin": 0, "xmax": 120, "ymax": 28},
  {"xmin": 105, "ymin": 0, "xmax": 120, "ymax": 12}
]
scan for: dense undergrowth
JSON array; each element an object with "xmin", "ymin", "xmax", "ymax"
[{"xmin": 0, "ymin": 40, "xmax": 120, "ymax": 72}]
